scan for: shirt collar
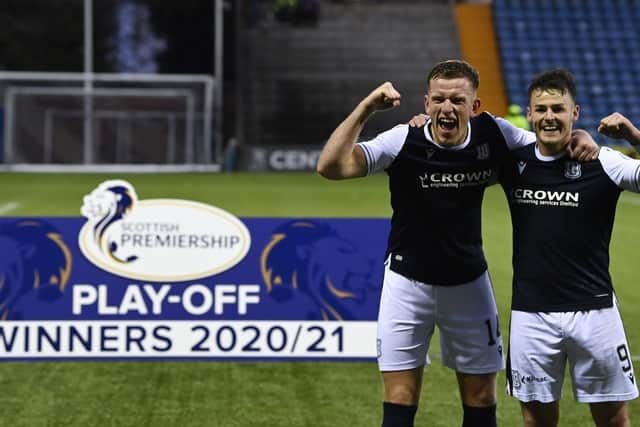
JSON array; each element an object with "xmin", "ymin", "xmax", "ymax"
[{"xmin": 534, "ymin": 143, "xmax": 567, "ymax": 161}]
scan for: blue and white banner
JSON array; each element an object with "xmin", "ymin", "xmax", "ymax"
[{"xmin": 0, "ymin": 180, "xmax": 387, "ymax": 361}]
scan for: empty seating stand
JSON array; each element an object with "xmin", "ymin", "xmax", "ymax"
[
  {"xmin": 240, "ymin": 0, "xmax": 461, "ymax": 147},
  {"xmin": 493, "ymin": 0, "xmax": 640, "ymax": 146}
]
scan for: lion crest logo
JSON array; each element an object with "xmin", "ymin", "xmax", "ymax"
[
  {"xmin": 80, "ymin": 179, "xmax": 138, "ymax": 264},
  {"xmin": 260, "ymin": 220, "xmax": 378, "ymax": 320},
  {"xmin": 0, "ymin": 220, "xmax": 72, "ymax": 320}
]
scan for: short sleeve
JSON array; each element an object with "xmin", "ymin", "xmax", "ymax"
[
  {"xmin": 598, "ymin": 146, "xmax": 640, "ymax": 192},
  {"xmin": 495, "ymin": 116, "xmax": 536, "ymax": 150},
  {"xmin": 358, "ymin": 124, "xmax": 409, "ymax": 174}
]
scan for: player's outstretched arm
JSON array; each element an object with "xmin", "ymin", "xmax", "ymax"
[
  {"xmin": 317, "ymin": 82, "xmax": 401, "ymax": 180},
  {"xmin": 598, "ymin": 112, "xmax": 640, "ymax": 146},
  {"xmin": 408, "ymin": 112, "xmax": 597, "ymax": 161}
]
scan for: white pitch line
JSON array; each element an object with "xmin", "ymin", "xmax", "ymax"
[{"xmin": 0, "ymin": 202, "xmax": 19, "ymax": 215}]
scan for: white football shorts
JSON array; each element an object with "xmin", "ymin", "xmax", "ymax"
[
  {"xmin": 376, "ymin": 264, "xmax": 505, "ymax": 374},
  {"xmin": 507, "ymin": 301, "xmax": 639, "ymax": 403}
]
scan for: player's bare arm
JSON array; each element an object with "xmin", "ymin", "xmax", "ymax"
[
  {"xmin": 317, "ymin": 82, "xmax": 401, "ymax": 180},
  {"xmin": 598, "ymin": 112, "xmax": 640, "ymax": 145}
]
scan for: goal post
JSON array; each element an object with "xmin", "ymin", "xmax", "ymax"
[{"xmin": 0, "ymin": 72, "xmax": 221, "ymax": 172}]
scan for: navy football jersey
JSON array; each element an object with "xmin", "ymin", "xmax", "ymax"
[
  {"xmin": 500, "ymin": 145, "xmax": 640, "ymax": 312},
  {"xmin": 359, "ymin": 112, "xmax": 534, "ymax": 285}
]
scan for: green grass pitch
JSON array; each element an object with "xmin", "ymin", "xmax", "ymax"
[{"xmin": 0, "ymin": 172, "xmax": 638, "ymax": 426}]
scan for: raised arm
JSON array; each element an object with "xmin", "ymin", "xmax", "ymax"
[
  {"xmin": 316, "ymin": 82, "xmax": 401, "ymax": 180},
  {"xmin": 598, "ymin": 112, "xmax": 640, "ymax": 146}
]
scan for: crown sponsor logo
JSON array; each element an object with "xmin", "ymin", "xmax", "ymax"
[
  {"xmin": 511, "ymin": 187, "xmax": 580, "ymax": 207},
  {"xmin": 418, "ymin": 169, "xmax": 492, "ymax": 189}
]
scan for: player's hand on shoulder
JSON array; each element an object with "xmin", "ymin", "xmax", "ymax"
[
  {"xmin": 598, "ymin": 112, "xmax": 640, "ymax": 145},
  {"xmin": 407, "ymin": 113, "xmax": 429, "ymax": 128},
  {"xmin": 364, "ymin": 82, "xmax": 401, "ymax": 112},
  {"xmin": 567, "ymin": 129, "xmax": 600, "ymax": 162}
]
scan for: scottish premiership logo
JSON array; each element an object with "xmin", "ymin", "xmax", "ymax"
[
  {"xmin": 80, "ymin": 180, "xmax": 139, "ymax": 264},
  {"xmin": 79, "ymin": 180, "xmax": 251, "ymax": 282}
]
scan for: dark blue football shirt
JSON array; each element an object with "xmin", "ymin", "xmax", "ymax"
[{"xmin": 500, "ymin": 145, "xmax": 640, "ymax": 311}]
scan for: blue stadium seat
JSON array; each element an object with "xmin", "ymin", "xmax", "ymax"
[{"xmin": 493, "ymin": 0, "xmax": 640, "ymax": 137}]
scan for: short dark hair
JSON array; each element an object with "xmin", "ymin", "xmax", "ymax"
[
  {"xmin": 527, "ymin": 69, "xmax": 577, "ymax": 102},
  {"xmin": 426, "ymin": 60, "xmax": 480, "ymax": 93}
]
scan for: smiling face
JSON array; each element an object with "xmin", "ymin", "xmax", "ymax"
[
  {"xmin": 527, "ymin": 88, "xmax": 580, "ymax": 156},
  {"xmin": 424, "ymin": 77, "xmax": 480, "ymax": 147}
]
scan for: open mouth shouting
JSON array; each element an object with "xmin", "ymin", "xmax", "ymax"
[
  {"xmin": 432, "ymin": 116, "xmax": 462, "ymax": 146},
  {"xmin": 438, "ymin": 117, "xmax": 457, "ymax": 131}
]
